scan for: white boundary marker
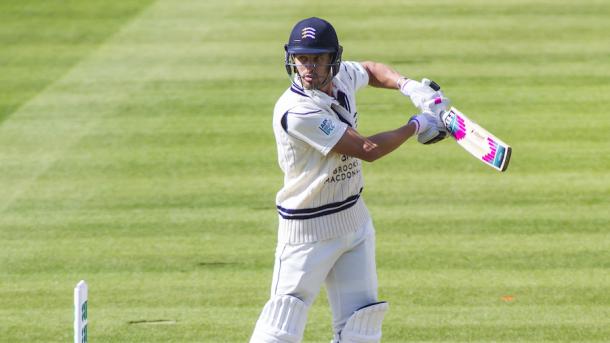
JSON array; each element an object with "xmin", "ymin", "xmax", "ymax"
[{"xmin": 74, "ymin": 280, "xmax": 88, "ymax": 343}]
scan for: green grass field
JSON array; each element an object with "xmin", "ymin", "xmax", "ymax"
[{"xmin": 1, "ymin": 0, "xmax": 609, "ymax": 342}]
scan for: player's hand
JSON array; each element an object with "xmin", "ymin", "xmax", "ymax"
[
  {"xmin": 408, "ymin": 113, "xmax": 430, "ymax": 135},
  {"xmin": 420, "ymin": 95, "xmax": 451, "ymax": 117},
  {"xmin": 408, "ymin": 113, "xmax": 447, "ymax": 145},
  {"xmin": 399, "ymin": 78, "xmax": 435, "ymax": 110},
  {"xmin": 421, "ymin": 78, "xmax": 451, "ymax": 116},
  {"xmin": 400, "ymin": 78, "xmax": 451, "ymax": 116}
]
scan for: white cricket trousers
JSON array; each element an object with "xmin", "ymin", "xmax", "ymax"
[{"xmin": 271, "ymin": 219, "xmax": 378, "ymax": 337}]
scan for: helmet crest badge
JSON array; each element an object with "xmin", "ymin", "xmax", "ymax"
[{"xmin": 301, "ymin": 27, "xmax": 316, "ymax": 40}]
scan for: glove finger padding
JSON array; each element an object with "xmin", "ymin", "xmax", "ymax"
[
  {"xmin": 399, "ymin": 79, "xmax": 436, "ymax": 111},
  {"xmin": 400, "ymin": 80, "xmax": 451, "ymax": 116},
  {"xmin": 417, "ymin": 112, "xmax": 447, "ymax": 145},
  {"xmin": 418, "ymin": 126, "xmax": 447, "ymax": 144},
  {"xmin": 422, "ymin": 95, "xmax": 451, "ymax": 117}
]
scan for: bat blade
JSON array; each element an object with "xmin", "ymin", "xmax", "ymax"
[{"xmin": 441, "ymin": 107, "xmax": 511, "ymax": 172}]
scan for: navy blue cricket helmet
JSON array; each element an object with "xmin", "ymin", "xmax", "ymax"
[{"xmin": 284, "ymin": 17, "xmax": 343, "ymax": 78}]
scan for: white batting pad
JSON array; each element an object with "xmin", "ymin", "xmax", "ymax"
[
  {"xmin": 339, "ymin": 301, "xmax": 389, "ymax": 343},
  {"xmin": 250, "ymin": 295, "xmax": 309, "ymax": 343}
]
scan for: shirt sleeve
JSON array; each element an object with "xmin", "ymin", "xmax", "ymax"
[
  {"xmin": 284, "ymin": 109, "xmax": 348, "ymax": 156},
  {"xmin": 341, "ymin": 61, "xmax": 369, "ymax": 92}
]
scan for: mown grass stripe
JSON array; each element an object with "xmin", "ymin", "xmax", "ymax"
[{"xmin": 0, "ymin": 0, "xmax": 156, "ymax": 123}]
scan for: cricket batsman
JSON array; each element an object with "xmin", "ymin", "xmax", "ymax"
[{"xmin": 250, "ymin": 17, "xmax": 450, "ymax": 343}]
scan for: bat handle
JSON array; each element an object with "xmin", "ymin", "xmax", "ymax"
[{"xmin": 422, "ymin": 78, "xmax": 441, "ymax": 91}]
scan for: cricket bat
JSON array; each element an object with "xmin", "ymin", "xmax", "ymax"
[
  {"xmin": 424, "ymin": 80, "xmax": 511, "ymax": 172},
  {"xmin": 441, "ymin": 107, "xmax": 512, "ymax": 172}
]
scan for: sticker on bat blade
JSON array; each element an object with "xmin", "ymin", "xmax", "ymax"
[
  {"xmin": 443, "ymin": 109, "xmax": 466, "ymax": 140},
  {"xmin": 482, "ymin": 137, "xmax": 507, "ymax": 168}
]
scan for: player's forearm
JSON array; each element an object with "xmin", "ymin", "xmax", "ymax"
[
  {"xmin": 361, "ymin": 61, "xmax": 404, "ymax": 89},
  {"xmin": 332, "ymin": 122, "xmax": 417, "ymax": 162},
  {"xmin": 364, "ymin": 122, "xmax": 417, "ymax": 161}
]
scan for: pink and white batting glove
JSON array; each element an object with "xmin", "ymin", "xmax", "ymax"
[
  {"xmin": 421, "ymin": 78, "xmax": 451, "ymax": 116},
  {"xmin": 408, "ymin": 113, "xmax": 448, "ymax": 144},
  {"xmin": 407, "ymin": 113, "xmax": 432, "ymax": 135},
  {"xmin": 399, "ymin": 78, "xmax": 450, "ymax": 116}
]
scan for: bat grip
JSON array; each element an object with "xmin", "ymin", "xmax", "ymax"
[{"xmin": 429, "ymin": 80, "xmax": 441, "ymax": 91}]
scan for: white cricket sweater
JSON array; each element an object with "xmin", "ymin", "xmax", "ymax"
[{"xmin": 272, "ymin": 61, "xmax": 372, "ymax": 244}]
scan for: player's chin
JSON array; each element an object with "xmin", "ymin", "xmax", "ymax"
[
  {"xmin": 302, "ymin": 78, "xmax": 325, "ymax": 90},
  {"xmin": 301, "ymin": 80, "xmax": 317, "ymax": 90}
]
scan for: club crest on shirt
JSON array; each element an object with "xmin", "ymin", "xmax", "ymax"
[{"xmin": 319, "ymin": 119, "xmax": 335, "ymax": 136}]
